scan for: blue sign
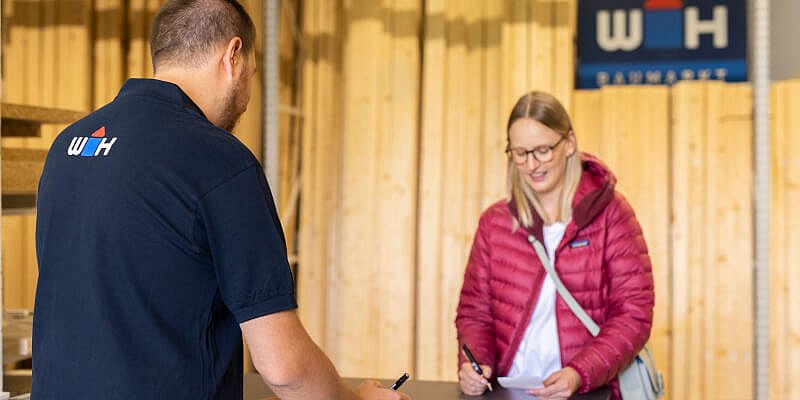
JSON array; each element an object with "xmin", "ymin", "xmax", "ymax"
[{"xmin": 577, "ymin": 0, "xmax": 747, "ymax": 89}]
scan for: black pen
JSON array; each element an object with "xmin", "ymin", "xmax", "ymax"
[
  {"xmin": 462, "ymin": 344, "xmax": 493, "ymax": 392},
  {"xmin": 390, "ymin": 372, "xmax": 409, "ymax": 390}
]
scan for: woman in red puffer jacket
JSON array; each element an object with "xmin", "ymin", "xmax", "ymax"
[{"xmin": 455, "ymin": 91, "xmax": 654, "ymax": 400}]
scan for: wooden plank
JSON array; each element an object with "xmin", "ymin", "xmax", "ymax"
[
  {"xmin": 709, "ymin": 83, "xmax": 753, "ymax": 399},
  {"xmin": 480, "ymin": 0, "xmax": 505, "ymax": 209},
  {"xmin": 670, "ymin": 81, "xmax": 709, "ymax": 400},
  {"xmin": 128, "ymin": 0, "xmax": 154, "ymax": 77},
  {"xmin": 769, "ymin": 80, "xmax": 788, "ymax": 400},
  {"xmin": 1, "ymin": 103, "xmax": 85, "ymax": 124},
  {"xmin": 335, "ymin": 0, "xmax": 384, "ymax": 375},
  {"xmin": 2, "ymin": 216, "xmax": 25, "ymax": 309},
  {"xmin": 502, "ymin": 0, "xmax": 530, "ymax": 114},
  {"xmin": 0, "ymin": 120, "xmax": 40, "ymax": 138},
  {"xmin": 93, "ymin": 0, "xmax": 125, "ymax": 108},
  {"xmin": 297, "ymin": 0, "xmax": 324, "ymax": 341},
  {"xmin": 0, "ymin": 148, "xmax": 47, "ymax": 195},
  {"xmin": 552, "ymin": 0, "xmax": 576, "ymax": 109},
  {"xmin": 530, "ymin": 0, "xmax": 553, "ymax": 93},
  {"xmin": 570, "ymin": 89, "xmax": 602, "ymax": 155},
  {"xmin": 1, "ymin": 195, "xmax": 37, "ymax": 216},
  {"xmin": 699, "ymin": 82, "xmax": 719, "ymax": 400},
  {"xmin": 439, "ymin": 0, "xmax": 468, "ymax": 381},
  {"xmin": 415, "ymin": 0, "xmax": 446, "ymax": 382},
  {"xmin": 56, "ymin": 0, "xmax": 92, "ymax": 113},
  {"xmin": 374, "ymin": 0, "xmax": 419, "ymax": 377},
  {"xmin": 782, "ymin": 80, "xmax": 800, "ymax": 399}
]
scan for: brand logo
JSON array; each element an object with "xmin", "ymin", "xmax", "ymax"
[
  {"xmin": 597, "ymin": 0, "xmax": 729, "ymax": 52},
  {"xmin": 577, "ymin": 0, "xmax": 746, "ymax": 89},
  {"xmin": 67, "ymin": 126, "xmax": 117, "ymax": 157},
  {"xmin": 570, "ymin": 239, "xmax": 590, "ymax": 249}
]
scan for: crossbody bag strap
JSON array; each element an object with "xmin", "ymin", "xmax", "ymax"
[{"xmin": 527, "ymin": 234, "xmax": 601, "ymax": 337}]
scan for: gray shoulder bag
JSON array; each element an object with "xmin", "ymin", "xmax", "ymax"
[{"xmin": 527, "ymin": 235, "xmax": 665, "ymax": 400}]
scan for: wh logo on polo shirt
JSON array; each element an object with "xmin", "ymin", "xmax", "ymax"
[{"xmin": 68, "ymin": 126, "xmax": 117, "ymax": 157}]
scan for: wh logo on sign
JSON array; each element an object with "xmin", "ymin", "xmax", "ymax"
[
  {"xmin": 68, "ymin": 126, "xmax": 117, "ymax": 157},
  {"xmin": 597, "ymin": 0, "xmax": 729, "ymax": 52}
]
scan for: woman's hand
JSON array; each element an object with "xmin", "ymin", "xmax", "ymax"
[
  {"xmin": 458, "ymin": 362, "xmax": 493, "ymax": 396},
  {"xmin": 526, "ymin": 367, "xmax": 581, "ymax": 400}
]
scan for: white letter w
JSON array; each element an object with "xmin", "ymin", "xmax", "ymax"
[
  {"xmin": 597, "ymin": 9, "xmax": 643, "ymax": 52},
  {"xmin": 67, "ymin": 137, "xmax": 87, "ymax": 156}
]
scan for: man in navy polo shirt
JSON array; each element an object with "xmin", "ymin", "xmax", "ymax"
[{"xmin": 32, "ymin": 1, "xmax": 409, "ymax": 399}]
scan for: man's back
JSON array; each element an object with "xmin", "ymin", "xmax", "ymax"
[{"xmin": 33, "ymin": 79, "xmax": 296, "ymax": 399}]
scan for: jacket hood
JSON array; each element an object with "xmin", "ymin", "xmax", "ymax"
[{"xmin": 508, "ymin": 152, "xmax": 617, "ymax": 238}]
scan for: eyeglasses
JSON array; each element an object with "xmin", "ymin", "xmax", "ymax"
[{"xmin": 505, "ymin": 137, "xmax": 566, "ymax": 165}]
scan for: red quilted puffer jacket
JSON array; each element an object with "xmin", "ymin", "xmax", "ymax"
[{"xmin": 455, "ymin": 153, "xmax": 654, "ymax": 399}]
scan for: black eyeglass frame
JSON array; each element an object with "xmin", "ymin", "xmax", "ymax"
[{"xmin": 505, "ymin": 136, "xmax": 566, "ymax": 164}]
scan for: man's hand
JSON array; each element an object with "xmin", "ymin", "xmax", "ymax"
[
  {"xmin": 526, "ymin": 367, "xmax": 581, "ymax": 400},
  {"xmin": 458, "ymin": 362, "xmax": 493, "ymax": 396},
  {"xmin": 354, "ymin": 380, "xmax": 410, "ymax": 400}
]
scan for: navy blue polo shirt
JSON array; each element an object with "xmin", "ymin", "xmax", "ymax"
[{"xmin": 32, "ymin": 79, "xmax": 297, "ymax": 399}]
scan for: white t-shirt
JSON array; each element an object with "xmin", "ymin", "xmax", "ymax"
[{"xmin": 508, "ymin": 222, "xmax": 566, "ymax": 379}]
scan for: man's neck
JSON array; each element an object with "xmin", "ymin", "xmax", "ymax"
[{"xmin": 154, "ymin": 68, "xmax": 220, "ymax": 126}]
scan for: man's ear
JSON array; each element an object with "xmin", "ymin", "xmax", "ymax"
[{"xmin": 221, "ymin": 37, "xmax": 244, "ymax": 79}]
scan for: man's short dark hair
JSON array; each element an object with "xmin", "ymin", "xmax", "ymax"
[{"xmin": 150, "ymin": 0, "xmax": 256, "ymax": 70}]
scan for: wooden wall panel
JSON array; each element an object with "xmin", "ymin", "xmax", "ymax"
[
  {"xmin": 328, "ymin": 0, "xmax": 420, "ymax": 378},
  {"xmin": 93, "ymin": 0, "xmax": 125, "ymax": 108},
  {"xmin": 415, "ymin": 0, "xmax": 447, "ymax": 380},
  {"xmin": 770, "ymin": 80, "xmax": 800, "ymax": 400},
  {"xmin": 573, "ymin": 85, "xmax": 671, "ymax": 397},
  {"xmin": 709, "ymin": 83, "xmax": 752, "ymax": 400},
  {"xmin": 297, "ymin": 0, "xmax": 344, "ymax": 348},
  {"xmin": 669, "ymin": 81, "xmax": 754, "ymax": 400},
  {"xmin": 670, "ymin": 82, "xmax": 707, "ymax": 400}
]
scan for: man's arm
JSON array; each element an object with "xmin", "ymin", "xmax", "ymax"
[{"xmin": 241, "ymin": 310, "xmax": 407, "ymax": 400}]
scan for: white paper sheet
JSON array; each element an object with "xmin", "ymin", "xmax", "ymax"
[{"xmin": 497, "ymin": 375, "xmax": 546, "ymax": 390}]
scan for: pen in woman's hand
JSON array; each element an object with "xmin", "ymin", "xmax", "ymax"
[
  {"xmin": 390, "ymin": 372, "xmax": 409, "ymax": 390},
  {"xmin": 461, "ymin": 344, "xmax": 494, "ymax": 392}
]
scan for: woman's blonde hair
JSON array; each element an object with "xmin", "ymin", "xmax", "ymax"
[{"xmin": 506, "ymin": 91, "xmax": 582, "ymax": 228}]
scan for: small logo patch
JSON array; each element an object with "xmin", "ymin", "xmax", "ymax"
[
  {"xmin": 570, "ymin": 239, "xmax": 590, "ymax": 248},
  {"xmin": 67, "ymin": 126, "xmax": 117, "ymax": 157}
]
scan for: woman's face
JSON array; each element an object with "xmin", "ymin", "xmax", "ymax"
[{"xmin": 508, "ymin": 118, "xmax": 576, "ymax": 199}]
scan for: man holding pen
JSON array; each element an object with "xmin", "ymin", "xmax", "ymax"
[{"xmin": 32, "ymin": 1, "xmax": 409, "ymax": 399}]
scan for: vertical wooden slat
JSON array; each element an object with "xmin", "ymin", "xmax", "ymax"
[
  {"xmin": 670, "ymin": 81, "xmax": 708, "ymax": 400},
  {"xmin": 331, "ymin": 0, "xmax": 382, "ymax": 374},
  {"xmin": 331, "ymin": 0, "xmax": 420, "ymax": 378},
  {"xmin": 769, "ymin": 79, "xmax": 800, "ymax": 399},
  {"xmin": 416, "ymin": 0, "xmax": 446, "ymax": 381},
  {"xmin": 437, "ymin": 0, "xmax": 466, "ymax": 383},
  {"xmin": 128, "ymin": 0, "xmax": 159, "ymax": 77},
  {"xmin": 769, "ymin": 81, "xmax": 787, "ymax": 400},
  {"xmin": 708, "ymin": 83, "xmax": 753, "ymax": 399},
  {"xmin": 551, "ymin": 0, "xmax": 575, "ymax": 109},
  {"xmin": 530, "ymin": 0, "xmax": 552, "ymax": 93},
  {"xmin": 480, "ymin": 0, "xmax": 505, "ymax": 209},
  {"xmin": 570, "ymin": 90, "xmax": 601, "ymax": 154},
  {"xmin": 785, "ymin": 80, "xmax": 800, "ymax": 400},
  {"xmin": 297, "ymin": 0, "xmax": 344, "ymax": 349},
  {"xmin": 502, "ymin": 0, "xmax": 530, "ymax": 111},
  {"xmin": 94, "ymin": 0, "xmax": 125, "ymax": 108},
  {"xmin": 377, "ymin": 0, "xmax": 418, "ymax": 377}
]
